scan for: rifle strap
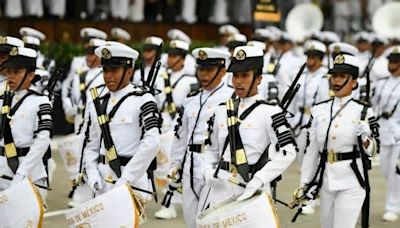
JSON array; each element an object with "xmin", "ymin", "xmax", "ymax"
[
  {"xmin": 162, "ymin": 71, "xmax": 176, "ymax": 119},
  {"xmin": 4, "ymin": 91, "xmax": 35, "ymax": 173},
  {"xmin": 161, "ymin": 74, "xmax": 192, "ymax": 114}
]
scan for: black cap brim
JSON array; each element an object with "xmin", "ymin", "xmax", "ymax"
[
  {"xmin": 196, "ymin": 59, "xmax": 225, "ymax": 68},
  {"xmin": 0, "ymin": 44, "xmax": 13, "ymax": 53},
  {"xmin": 328, "ymin": 64, "xmax": 359, "ymax": 78},
  {"xmin": 305, "ymin": 50, "xmax": 325, "ymax": 57},
  {"xmin": 1, "ymin": 57, "xmax": 36, "ymax": 69},
  {"xmin": 388, "ymin": 54, "xmax": 400, "ymax": 62},
  {"xmin": 168, "ymin": 48, "xmax": 187, "ymax": 56},
  {"xmin": 101, "ymin": 57, "xmax": 133, "ymax": 68},
  {"xmin": 227, "ymin": 41, "xmax": 246, "ymax": 49},
  {"xmin": 227, "ymin": 57, "xmax": 263, "ymax": 73},
  {"xmin": 143, "ymin": 44, "xmax": 159, "ymax": 51}
]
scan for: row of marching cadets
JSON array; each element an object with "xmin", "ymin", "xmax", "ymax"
[{"xmin": 0, "ymin": 23, "xmax": 397, "ymax": 228}]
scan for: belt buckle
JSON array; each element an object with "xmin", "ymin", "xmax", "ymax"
[{"xmin": 327, "ymin": 149, "xmax": 337, "ymax": 164}]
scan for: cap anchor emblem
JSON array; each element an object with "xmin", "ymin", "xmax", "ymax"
[
  {"xmin": 235, "ymin": 50, "xmax": 246, "ymax": 60},
  {"xmin": 198, "ymin": 50, "xmax": 207, "ymax": 60},
  {"xmin": 101, "ymin": 48, "xmax": 111, "ymax": 59}
]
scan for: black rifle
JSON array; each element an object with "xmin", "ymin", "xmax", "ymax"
[
  {"xmin": 90, "ymin": 87, "xmax": 122, "ymax": 177},
  {"xmin": 45, "ymin": 66, "xmax": 64, "ymax": 101},
  {"xmin": 145, "ymin": 43, "xmax": 163, "ymax": 94},
  {"xmin": 68, "ymin": 117, "xmax": 92, "ymax": 198},
  {"xmin": 359, "ymin": 51, "xmax": 373, "ymax": 228},
  {"xmin": 143, "ymin": 43, "xmax": 163, "ymax": 203}
]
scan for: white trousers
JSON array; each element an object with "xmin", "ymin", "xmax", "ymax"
[
  {"xmin": 320, "ymin": 187, "xmax": 365, "ymax": 228},
  {"xmin": 182, "ymin": 173, "xmax": 206, "ymax": 228},
  {"xmin": 380, "ymin": 144, "xmax": 400, "ymax": 213},
  {"xmin": 296, "ymin": 129, "xmax": 308, "ymax": 167}
]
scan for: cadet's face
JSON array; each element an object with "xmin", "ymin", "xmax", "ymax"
[
  {"xmin": 167, "ymin": 54, "xmax": 184, "ymax": 70},
  {"xmin": 306, "ymin": 55, "xmax": 322, "ymax": 71},
  {"xmin": 196, "ymin": 66, "xmax": 226, "ymax": 90},
  {"xmin": 232, "ymin": 70, "xmax": 261, "ymax": 98},
  {"xmin": 103, "ymin": 66, "xmax": 133, "ymax": 92},
  {"xmin": 220, "ymin": 34, "xmax": 230, "ymax": 45},
  {"xmin": 5, "ymin": 68, "xmax": 34, "ymax": 91},
  {"xmin": 388, "ymin": 60, "xmax": 400, "ymax": 76},
  {"xmin": 330, "ymin": 73, "xmax": 357, "ymax": 97},
  {"xmin": 143, "ymin": 49, "xmax": 156, "ymax": 65},
  {"xmin": 279, "ymin": 41, "xmax": 292, "ymax": 53},
  {"xmin": 86, "ymin": 53, "xmax": 100, "ymax": 68}
]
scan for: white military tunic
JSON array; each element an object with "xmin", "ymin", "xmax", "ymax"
[
  {"xmin": 204, "ymin": 94, "xmax": 296, "ymax": 206},
  {"xmin": 84, "ymin": 84, "xmax": 160, "ymax": 199},
  {"xmin": 0, "ymin": 89, "xmax": 52, "ymax": 192},
  {"xmin": 301, "ymin": 95, "xmax": 378, "ymax": 228},
  {"xmin": 171, "ymin": 81, "xmax": 233, "ymax": 228}
]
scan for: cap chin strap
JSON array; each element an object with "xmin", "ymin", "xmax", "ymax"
[
  {"xmin": 199, "ymin": 65, "xmax": 223, "ymax": 89},
  {"xmin": 245, "ymin": 71, "xmax": 258, "ymax": 98},
  {"xmin": 15, "ymin": 70, "xmax": 29, "ymax": 91},
  {"xmin": 116, "ymin": 67, "xmax": 128, "ymax": 91},
  {"xmin": 329, "ymin": 75, "xmax": 350, "ymax": 92}
]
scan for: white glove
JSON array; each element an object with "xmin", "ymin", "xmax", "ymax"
[
  {"xmin": 356, "ymin": 121, "xmax": 371, "ymax": 142},
  {"xmin": 11, "ymin": 173, "xmax": 25, "ymax": 186},
  {"xmin": 236, "ymin": 176, "xmax": 263, "ymax": 201},
  {"xmin": 295, "ymin": 184, "xmax": 317, "ymax": 199},
  {"xmin": 167, "ymin": 167, "xmax": 181, "ymax": 183},
  {"xmin": 115, "ymin": 177, "xmax": 128, "ymax": 187},
  {"xmin": 88, "ymin": 172, "xmax": 103, "ymax": 192}
]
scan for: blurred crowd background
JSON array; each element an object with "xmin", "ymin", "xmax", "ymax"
[{"xmin": 0, "ymin": 0, "xmax": 396, "ymax": 34}]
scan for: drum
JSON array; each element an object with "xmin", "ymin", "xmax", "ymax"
[
  {"xmin": 0, "ymin": 179, "xmax": 45, "ymax": 227},
  {"xmin": 57, "ymin": 134, "xmax": 83, "ymax": 179},
  {"xmin": 196, "ymin": 191, "xmax": 280, "ymax": 228},
  {"xmin": 65, "ymin": 185, "xmax": 140, "ymax": 228}
]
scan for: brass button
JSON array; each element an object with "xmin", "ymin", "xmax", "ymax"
[
  {"xmin": 335, "ymin": 124, "xmax": 339, "ymax": 128},
  {"xmin": 332, "ymin": 136, "xmax": 336, "ymax": 140}
]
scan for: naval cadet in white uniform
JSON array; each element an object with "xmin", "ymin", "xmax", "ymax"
[
  {"xmin": 289, "ymin": 40, "xmax": 330, "ymax": 165},
  {"xmin": 372, "ymin": 46, "xmax": 400, "ymax": 222},
  {"xmin": 169, "ymin": 47, "xmax": 233, "ymax": 227},
  {"xmin": 204, "ymin": 46, "xmax": 296, "ymax": 208},
  {"xmin": 84, "ymin": 44, "xmax": 161, "ymax": 201},
  {"xmin": 0, "ymin": 47, "xmax": 52, "ymax": 199},
  {"xmin": 301, "ymin": 54, "xmax": 379, "ymax": 228}
]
